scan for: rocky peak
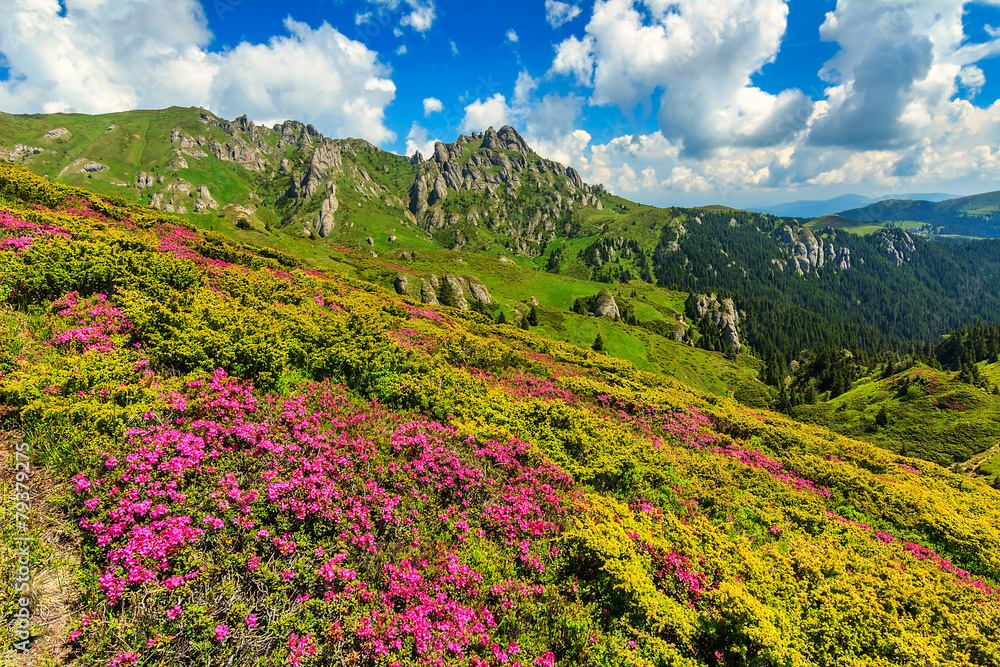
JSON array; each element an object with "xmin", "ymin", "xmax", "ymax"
[
  {"xmin": 433, "ymin": 142, "xmax": 450, "ymax": 164},
  {"xmin": 482, "ymin": 126, "xmax": 532, "ymax": 155},
  {"xmin": 877, "ymin": 229, "xmax": 915, "ymax": 265}
]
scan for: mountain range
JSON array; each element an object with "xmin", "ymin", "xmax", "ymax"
[{"xmin": 4, "ymin": 107, "xmax": 1000, "ymax": 359}]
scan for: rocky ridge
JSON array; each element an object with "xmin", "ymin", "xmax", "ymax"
[
  {"xmin": 406, "ymin": 125, "xmax": 606, "ymax": 256},
  {"xmin": 778, "ymin": 224, "xmax": 852, "ymax": 275},
  {"xmin": 393, "ymin": 272, "xmax": 493, "ymax": 310}
]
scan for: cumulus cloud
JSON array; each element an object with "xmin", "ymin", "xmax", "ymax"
[
  {"xmin": 514, "ymin": 71, "xmax": 538, "ymax": 105},
  {"xmin": 545, "ymin": 0, "xmax": 582, "ymax": 29},
  {"xmin": 550, "ymin": 35, "xmax": 595, "ymax": 87},
  {"xmin": 959, "ymin": 65, "xmax": 986, "ymax": 97},
  {"xmin": 423, "ymin": 97, "xmax": 443, "ymax": 116},
  {"xmin": 537, "ymin": 0, "xmax": 1000, "ymax": 205},
  {"xmin": 808, "ymin": 3, "xmax": 934, "ymax": 149},
  {"xmin": 460, "ymin": 93, "xmax": 511, "ymax": 132},
  {"xmin": 550, "ymin": 0, "xmax": 813, "ymax": 158},
  {"xmin": 506, "ymin": 29, "xmax": 519, "ymax": 43},
  {"xmin": 0, "ymin": 0, "xmax": 215, "ymax": 115},
  {"xmin": 0, "ymin": 1, "xmax": 398, "ymax": 144}
]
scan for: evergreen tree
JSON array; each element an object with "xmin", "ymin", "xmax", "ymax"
[
  {"xmin": 527, "ymin": 305, "xmax": 539, "ymax": 326},
  {"xmin": 496, "ymin": 310, "xmax": 508, "ymax": 325},
  {"xmin": 592, "ymin": 332, "xmax": 607, "ymax": 353}
]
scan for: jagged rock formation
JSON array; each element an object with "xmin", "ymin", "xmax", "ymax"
[
  {"xmin": 691, "ymin": 293, "xmax": 742, "ymax": 351},
  {"xmin": 420, "ymin": 280, "xmax": 439, "ymax": 306},
  {"xmin": 7, "ymin": 144, "xmax": 43, "ymax": 162},
  {"xmin": 779, "ymin": 225, "xmax": 851, "ymax": 274},
  {"xmin": 394, "ymin": 272, "xmax": 492, "ymax": 311},
  {"xmin": 405, "ymin": 125, "xmax": 606, "ymax": 256},
  {"xmin": 1, "ymin": 109, "xmax": 607, "ymax": 253},
  {"xmin": 82, "ymin": 161, "xmax": 109, "ymax": 173},
  {"xmin": 592, "ymin": 289, "xmax": 620, "ymax": 319},
  {"xmin": 877, "ymin": 230, "xmax": 915, "ymax": 265},
  {"xmin": 43, "ymin": 127, "xmax": 69, "ymax": 140},
  {"xmin": 195, "ymin": 184, "xmax": 218, "ymax": 213}
]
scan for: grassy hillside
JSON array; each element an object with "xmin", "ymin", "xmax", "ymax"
[
  {"xmin": 792, "ymin": 364, "xmax": 1000, "ymax": 467},
  {"xmin": 1, "ymin": 162, "xmax": 1000, "ymax": 667}
]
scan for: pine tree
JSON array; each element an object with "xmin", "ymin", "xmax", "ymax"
[
  {"xmin": 527, "ymin": 305, "xmax": 539, "ymax": 326},
  {"xmin": 592, "ymin": 332, "xmax": 607, "ymax": 353},
  {"xmin": 496, "ymin": 310, "xmax": 508, "ymax": 325}
]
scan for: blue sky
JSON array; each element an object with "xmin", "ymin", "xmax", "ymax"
[{"xmin": 1, "ymin": 0, "xmax": 999, "ymax": 208}]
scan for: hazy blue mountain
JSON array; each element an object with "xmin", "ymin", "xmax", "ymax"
[{"xmin": 757, "ymin": 192, "xmax": 957, "ymax": 219}]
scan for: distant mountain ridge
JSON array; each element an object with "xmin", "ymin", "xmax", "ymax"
[
  {"xmin": 756, "ymin": 192, "xmax": 958, "ymax": 219},
  {"xmin": 836, "ymin": 191, "xmax": 1000, "ymax": 238}
]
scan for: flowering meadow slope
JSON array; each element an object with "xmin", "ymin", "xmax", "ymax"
[{"xmin": 1, "ymin": 161, "xmax": 999, "ymax": 666}]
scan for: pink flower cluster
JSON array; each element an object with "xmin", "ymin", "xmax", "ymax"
[
  {"xmin": 825, "ymin": 512, "xmax": 998, "ymax": 597},
  {"xmin": 632, "ymin": 537, "xmax": 713, "ymax": 606},
  {"xmin": 46, "ymin": 291, "xmax": 134, "ymax": 352},
  {"xmin": 594, "ymin": 394, "xmax": 721, "ymax": 449},
  {"xmin": 712, "ymin": 446, "xmax": 832, "ymax": 497},
  {"xmin": 71, "ymin": 369, "xmax": 576, "ymax": 665},
  {"xmin": 468, "ymin": 368, "xmax": 579, "ymax": 403}
]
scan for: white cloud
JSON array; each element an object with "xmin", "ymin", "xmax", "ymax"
[
  {"xmin": 400, "ymin": 2, "xmax": 435, "ymax": 32},
  {"xmin": 355, "ymin": 12, "xmax": 373, "ymax": 25},
  {"xmin": 460, "ymin": 93, "xmax": 511, "ymax": 132},
  {"xmin": 959, "ymin": 65, "xmax": 986, "ymax": 97},
  {"xmin": 395, "ymin": 44, "xmax": 408, "ymax": 55},
  {"xmin": 514, "ymin": 71, "xmax": 538, "ymax": 105},
  {"xmin": 550, "ymin": 35, "xmax": 595, "ymax": 87},
  {"xmin": 545, "ymin": 0, "xmax": 582, "ymax": 29},
  {"xmin": 405, "ymin": 122, "xmax": 440, "ymax": 159},
  {"xmin": 422, "ymin": 97, "xmax": 443, "ymax": 116},
  {"xmin": 450, "ymin": 40, "xmax": 460, "ymax": 56},
  {"xmin": 537, "ymin": 0, "xmax": 1000, "ymax": 205},
  {"xmin": 0, "ymin": 2, "xmax": 397, "ymax": 144},
  {"xmin": 558, "ymin": 0, "xmax": 812, "ymax": 158},
  {"xmin": 506, "ymin": 29, "xmax": 519, "ymax": 43},
  {"xmin": 365, "ymin": 0, "xmax": 436, "ymax": 33}
]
